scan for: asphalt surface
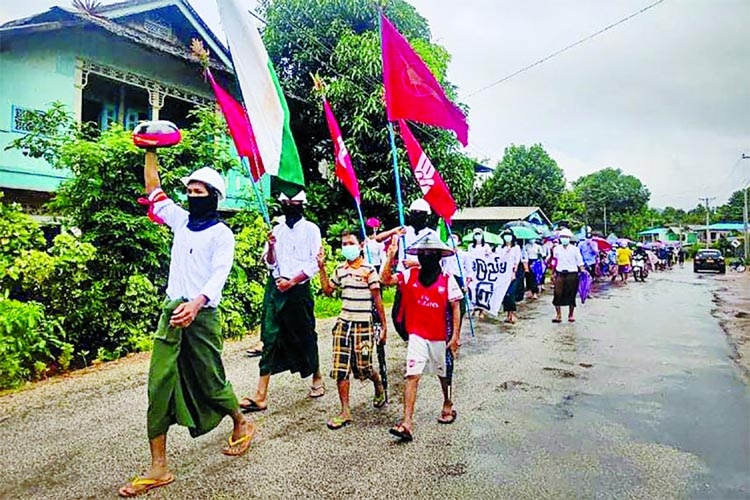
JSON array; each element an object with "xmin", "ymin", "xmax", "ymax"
[{"xmin": 1, "ymin": 267, "xmax": 748, "ymax": 499}]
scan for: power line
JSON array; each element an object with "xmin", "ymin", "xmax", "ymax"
[{"xmin": 465, "ymin": 0, "xmax": 667, "ymax": 98}]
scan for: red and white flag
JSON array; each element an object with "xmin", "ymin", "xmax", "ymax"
[
  {"xmin": 381, "ymin": 14, "xmax": 468, "ymax": 146},
  {"xmin": 206, "ymin": 70, "xmax": 264, "ymax": 180},
  {"xmin": 322, "ymin": 97, "xmax": 361, "ymax": 203},
  {"xmin": 398, "ymin": 120, "xmax": 457, "ymax": 223}
]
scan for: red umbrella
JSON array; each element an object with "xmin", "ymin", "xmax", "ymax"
[{"xmin": 591, "ymin": 236, "xmax": 612, "ymax": 251}]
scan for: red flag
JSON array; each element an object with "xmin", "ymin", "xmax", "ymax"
[
  {"xmin": 380, "ymin": 14, "xmax": 468, "ymax": 147},
  {"xmin": 206, "ymin": 70, "xmax": 264, "ymax": 181},
  {"xmin": 398, "ymin": 120, "xmax": 457, "ymax": 223},
  {"xmin": 322, "ymin": 97, "xmax": 361, "ymax": 203}
]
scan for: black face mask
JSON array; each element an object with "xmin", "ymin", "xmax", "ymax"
[
  {"xmin": 281, "ymin": 203, "xmax": 304, "ymax": 228},
  {"xmin": 417, "ymin": 252, "xmax": 442, "ymax": 287},
  {"xmin": 187, "ymin": 192, "xmax": 219, "ymax": 231},
  {"xmin": 409, "ymin": 212, "xmax": 428, "ymax": 232}
]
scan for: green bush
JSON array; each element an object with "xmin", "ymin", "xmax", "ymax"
[
  {"xmin": 0, "ymin": 297, "xmax": 68, "ymax": 390},
  {"xmin": 0, "ymin": 194, "xmax": 46, "ymax": 273}
]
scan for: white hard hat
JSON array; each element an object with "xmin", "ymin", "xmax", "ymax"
[
  {"xmin": 408, "ymin": 198, "xmax": 431, "ymax": 213},
  {"xmin": 182, "ymin": 167, "xmax": 226, "ymax": 200},
  {"xmin": 278, "ymin": 190, "xmax": 307, "ymax": 203},
  {"xmin": 559, "ymin": 228, "xmax": 574, "ymax": 238}
]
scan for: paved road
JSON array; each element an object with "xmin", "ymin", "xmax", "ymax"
[{"xmin": 1, "ymin": 268, "xmax": 748, "ymax": 499}]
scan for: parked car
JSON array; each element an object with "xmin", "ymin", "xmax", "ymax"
[{"xmin": 693, "ymin": 249, "xmax": 726, "ymax": 273}]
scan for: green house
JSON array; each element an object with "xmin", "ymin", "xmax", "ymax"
[{"xmin": 0, "ymin": 0, "xmax": 258, "ymax": 211}]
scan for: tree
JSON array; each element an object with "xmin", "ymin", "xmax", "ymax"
[
  {"xmin": 552, "ymin": 189, "xmax": 586, "ymax": 227},
  {"xmin": 572, "ymin": 167, "xmax": 650, "ymax": 235},
  {"xmin": 715, "ymin": 189, "xmax": 746, "ymax": 222},
  {"xmin": 475, "ymin": 144, "xmax": 566, "ymax": 216},
  {"xmin": 259, "ymin": 0, "xmax": 475, "ymax": 230}
]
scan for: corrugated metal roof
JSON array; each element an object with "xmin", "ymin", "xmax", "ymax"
[{"xmin": 453, "ymin": 206, "xmax": 543, "ymax": 222}]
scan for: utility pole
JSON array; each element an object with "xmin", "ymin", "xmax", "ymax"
[
  {"xmin": 603, "ymin": 204, "xmax": 608, "ymax": 235},
  {"xmin": 699, "ymin": 197, "xmax": 716, "ymax": 249},
  {"xmin": 742, "ymin": 154, "xmax": 749, "ymax": 263}
]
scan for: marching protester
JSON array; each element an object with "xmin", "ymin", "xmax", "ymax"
[
  {"xmin": 550, "ymin": 228, "xmax": 585, "ymax": 323},
  {"xmin": 443, "ymin": 233, "xmax": 474, "ymax": 330},
  {"xmin": 468, "ymin": 228, "xmax": 493, "ymax": 258},
  {"xmin": 579, "ymin": 233, "xmax": 599, "ymax": 278},
  {"xmin": 119, "ymin": 152, "xmax": 255, "ymax": 497},
  {"xmin": 364, "ymin": 217, "xmax": 385, "ymax": 269},
  {"xmin": 317, "ymin": 230, "xmax": 387, "ymax": 430},
  {"xmin": 240, "ymin": 190, "xmax": 326, "ymax": 413},
  {"xmin": 524, "ymin": 238, "xmax": 542, "ymax": 299},
  {"xmin": 381, "ymin": 234, "xmax": 462, "ymax": 442},
  {"xmin": 398, "ymin": 198, "xmax": 438, "ymax": 271},
  {"xmin": 497, "ymin": 229, "xmax": 522, "ymax": 324},
  {"xmin": 616, "ymin": 242, "xmax": 634, "ymax": 283},
  {"xmin": 364, "ymin": 217, "xmax": 404, "ymax": 270}
]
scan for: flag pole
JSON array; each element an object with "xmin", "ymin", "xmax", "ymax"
[
  {"xmin": 387, "ymin": 122, "xmax": 407, "ymax": 267},
  {"xmin": 240, "ymin": 156, "xmax": 271, "ymax": 227},
  {"xmin": 445, "ymin": 223, "xmax": 475, "ymax": 338}
]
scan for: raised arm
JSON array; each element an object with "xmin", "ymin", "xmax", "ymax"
[
  {"xmin": 380, "ymin": 238, "xmax": 400, "ymax": 286},
  {"xmin": 144, "ymin": 150, "xmax": 160, "ymax": 195},
  {"xmin": 317, "ymin": 247, "xmax": 336, "ymax": 296},
  {"xmin": 374, "ymin": 226, "xmax": 405, "ymax": 243}
]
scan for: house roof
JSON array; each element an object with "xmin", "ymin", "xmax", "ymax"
[
  {"xmin": 453, "ymin": 206, "xmax": 551, "ymax": 225},
  {"xmin": 707, "ymin": 222, "xmax": 746, "ymax": 231},
  {"xmin": 638, "ymin": 227, "xmax": 667, "ymax": 235},
  {"xmin": 0, "ymin": 1, "xmax": 232, "ymax": 72}
]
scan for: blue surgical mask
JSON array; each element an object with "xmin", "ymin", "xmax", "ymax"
[
  {"xmin": 503, "ymin": 235, "xmax": 513, "ymax": 243},
  {"xmin": 560, "ymin": 237, "xmax": 571, "ymax": 246},
  {"xmin": 341, "ymin": 244, "xmax": 361, "ymax": 261}
]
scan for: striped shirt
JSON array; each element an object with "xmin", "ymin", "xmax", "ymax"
[{"xmin": 331, "ymin": 258, "xmax": 380, "ymax": 322}]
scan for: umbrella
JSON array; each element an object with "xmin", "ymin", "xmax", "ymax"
[
  {"xmin": 591, "ymin": 236, "xmax": 612, "ymax": 251},
  {"xmin": 509, "ymin": 226, "xmax": 540, "ymax": 240},
  {"xmin": 578, "ymin": 272, "xmax": 591, "ymax": 304},
  {"xmin": 461, "ymin": 230, "xmax": 501, "ymax": 245},
  {"xmin": 606, "ymin": 233, "xmax": 619, "ymax": 243},
  {"xmin": 617, "ymin": 238, "xmax": 632, "ymax": 247}
]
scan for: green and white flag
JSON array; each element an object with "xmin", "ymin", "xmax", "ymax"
[{"xmin": 216, "ymin": 0, "xmax": 304, "ymax": 195}]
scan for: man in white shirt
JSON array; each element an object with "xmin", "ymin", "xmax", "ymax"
[
  {"xmin": 399, "ymin": 198, "xmax": 438, "ymax": 272},
  {"xmin": 239, "ymin": 190, "xmax": 325, "ymax": 413},
  {"xmin": 551, "ymin": 228, "xmax": 585, "ymax": 323},
  {"xmin": 119, "ymin": 151, "xmax": 254, "ymax": 498}
]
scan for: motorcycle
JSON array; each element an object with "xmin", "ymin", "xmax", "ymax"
[{"xmin": 632, "ymin": 254, "xmax": 648, "ymax": 282}]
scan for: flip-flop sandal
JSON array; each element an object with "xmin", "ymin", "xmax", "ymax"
[
  {"xmin": 373, "ymin": 391, "xmax": 387, "ymax": 409},
  {"xmin": 568, "ymin": 318, "xmax": 576, "ymax": 323},
  {"xmin": 438, "ymin": 409, "xmax": 457, "ymax": 424},
  {"xmin": 239, "ymin": 398, "xmax": 267, "ymax": 413},
  {"xmin": 552, "ymin": 318, "xmax": 562, "ymax": 323},
  {"xmin": 309, "ymin": 385, "xmax": 326, "ymax": 398},
  {"xmin": 221, "ymin": 422, "xmax": 256, "ymax": 457},
  {"xmin": 326, "ymin": 416, "xmax": 352, "ymax": 430},
  {"xmin": 389, "ymin": 423, "xmax": 413, "ymax": 442},
  {"xmin": 245, "ymin": 348, "xmax": 262, "ymax": 358},
  {"xmin": 118, "ymin": 474, "xmax": 175, "ymax": 498}
]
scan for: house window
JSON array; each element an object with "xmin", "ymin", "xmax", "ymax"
[
  {"xmin": 11, "ymin": 106, "xmax": 44, "ymax": 133},
  {"xmin": 99, "ymin": 104, "xmax": 117, "ymax": 131}
]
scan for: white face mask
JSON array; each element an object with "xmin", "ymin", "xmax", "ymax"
[
  {"xmin": 474, "ymin": 235, "xmax": 482, "ymax": 243},
  {"xmin": 560, "ymin": 237, "xmax": 571, "ymax": 246}
]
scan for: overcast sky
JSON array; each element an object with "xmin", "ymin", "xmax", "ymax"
[{"xmin": 2, "ymin": 0, "xmax": 749, "ymax": 210}]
